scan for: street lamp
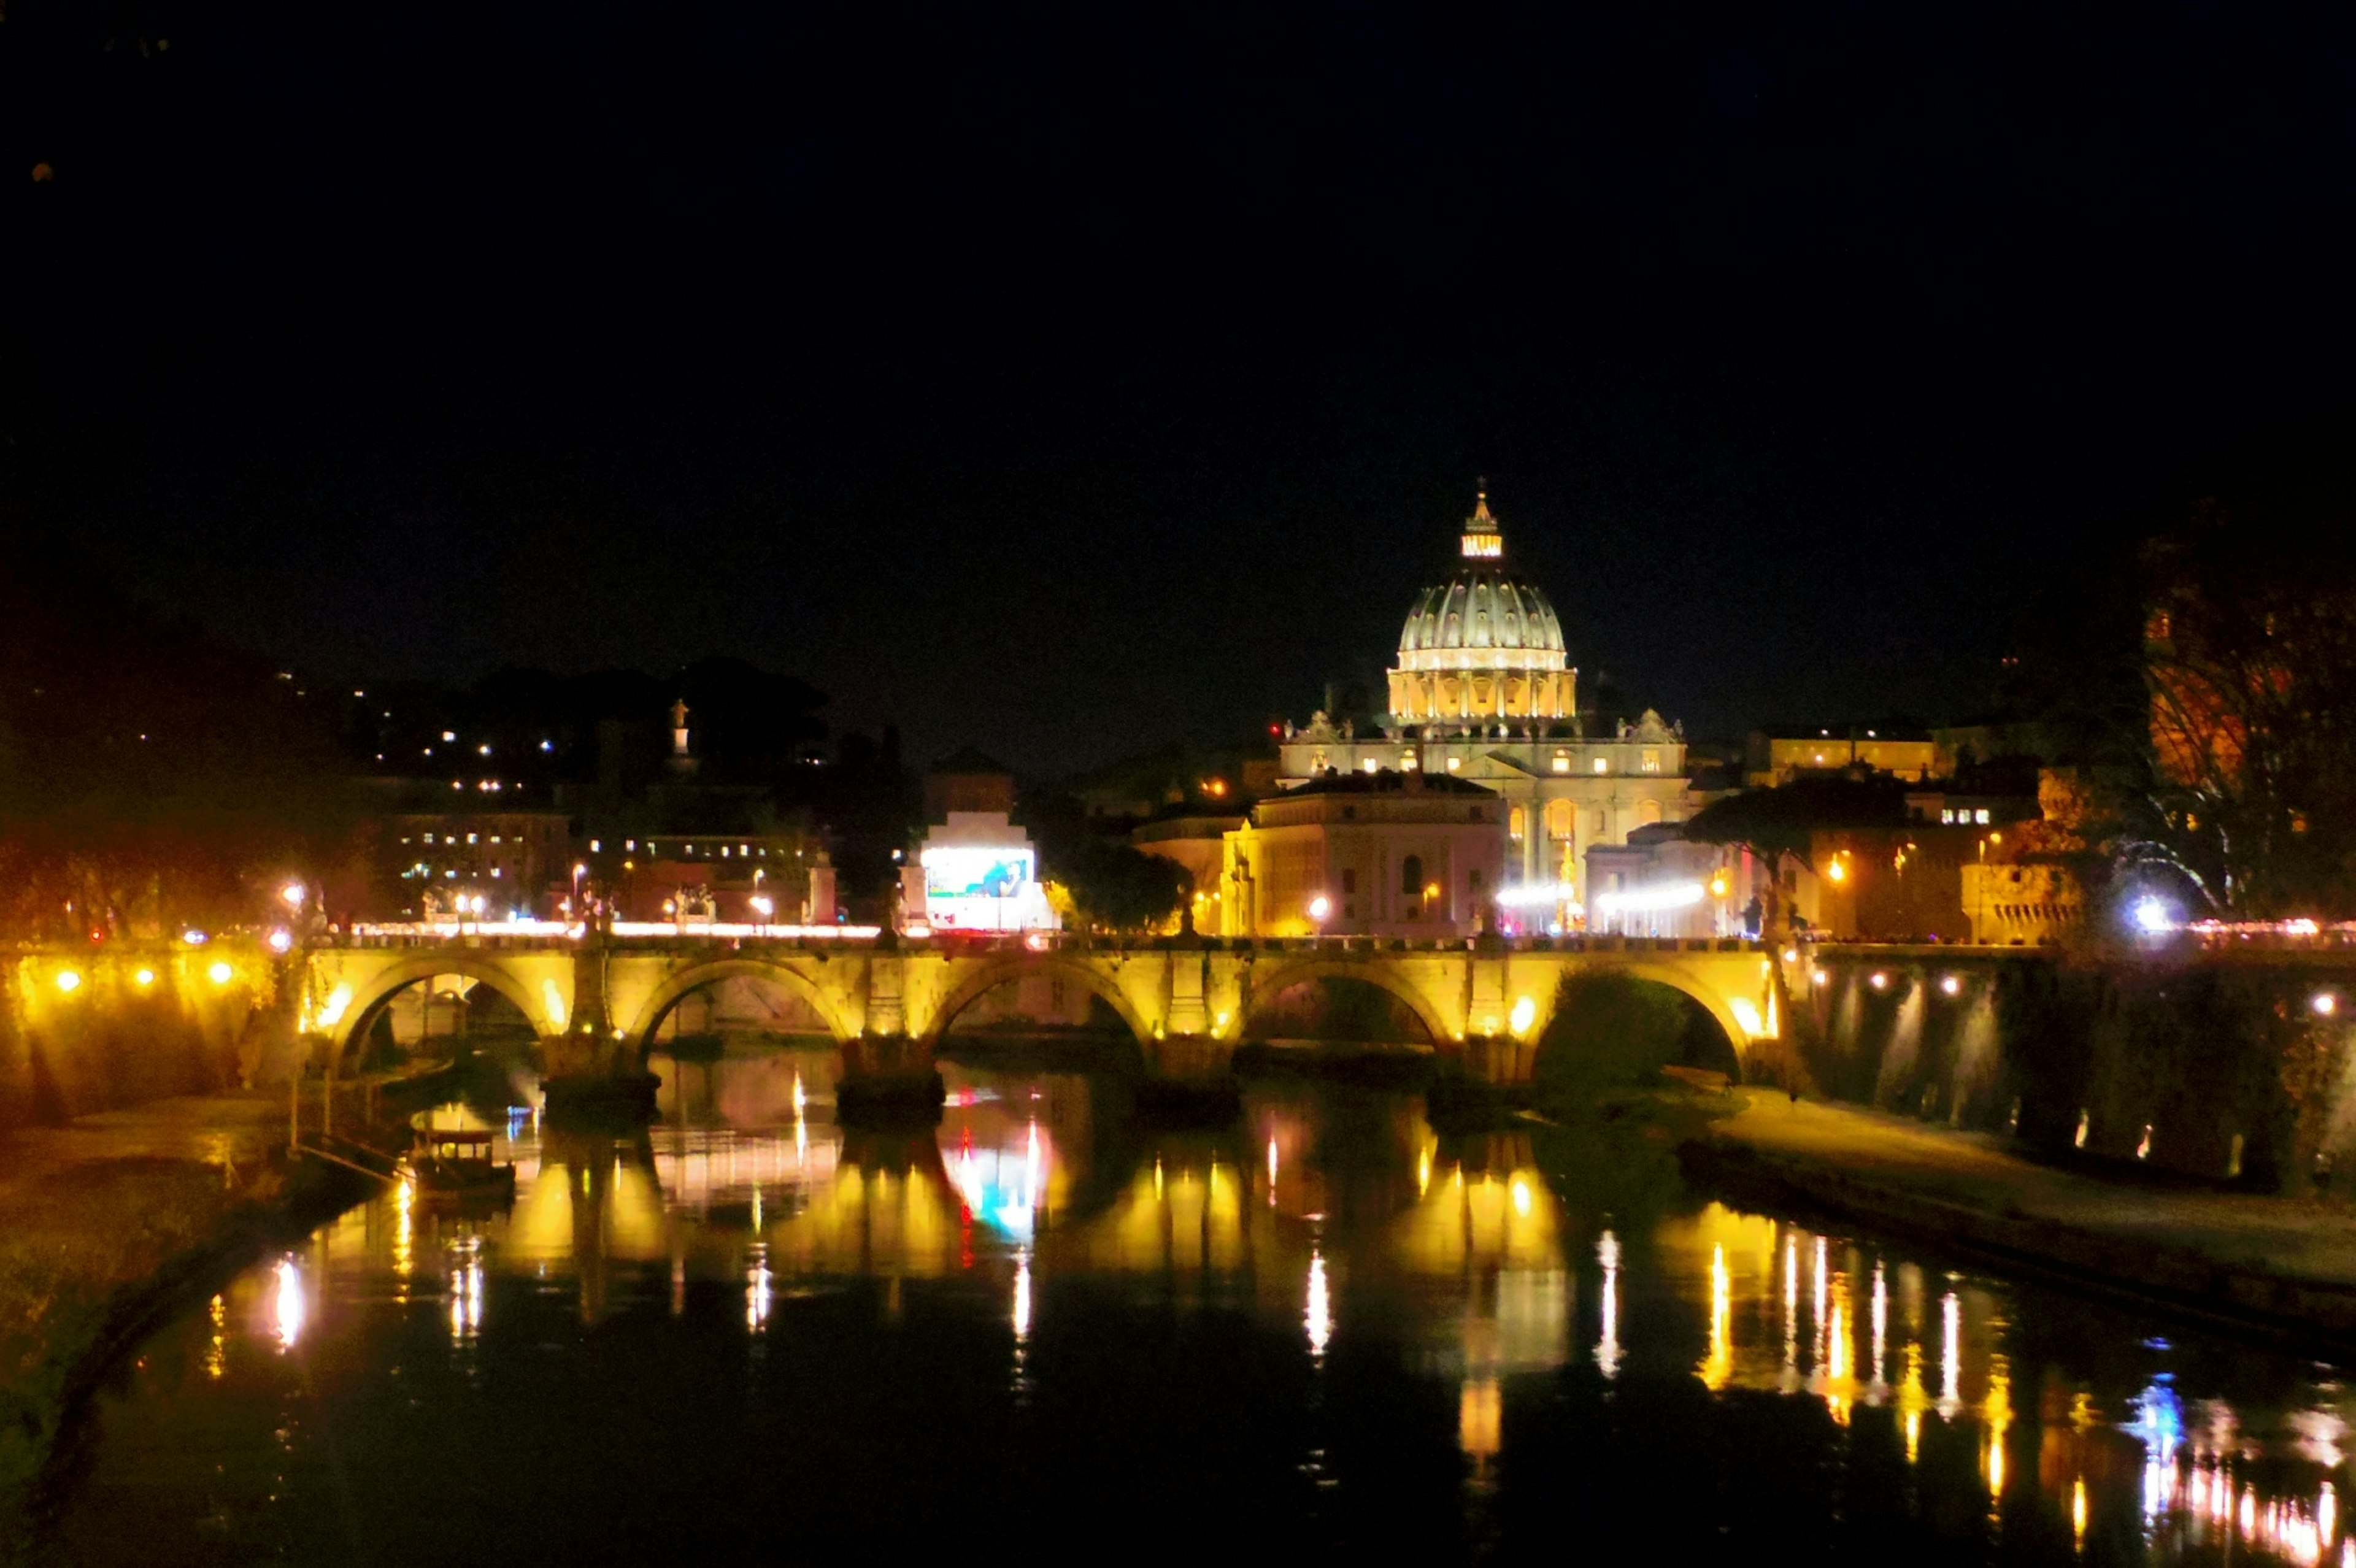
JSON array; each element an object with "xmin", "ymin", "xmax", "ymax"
[
  {"xmin": 750, "ymin": 894, "xmax": 774, "ymax": 931},
  {"xmin": 1308, "ymin": 894, "xmax": 1331, "ymax": 939},
  {"xmin": 281, "ymin": 882, "xmax": 306, "ymax": 912}
]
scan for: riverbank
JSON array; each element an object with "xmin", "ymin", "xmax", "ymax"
[
  {"xmin": 0, "ymin": 1092, "xmax": 366, "ymax": 1556},
  {"xmin": 1687, "ymin": 1088, "xmax": 2356, "ymax": 1353}
]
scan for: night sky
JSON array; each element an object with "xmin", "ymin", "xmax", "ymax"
[{"xmin": 6, "ymin": 4, "xmax": 2352, "ymax": 771}]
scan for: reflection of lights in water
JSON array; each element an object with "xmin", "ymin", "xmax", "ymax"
[
  {"xmin": 204, "ymin": 1293, "xmax": 227, "ymax": 1380},
  {"xmin": 2073, "ymin": 1477, "xmax": 2087, "ymax": 1547},
  {"xmin": 1153, "ymin": 1158, "xmax": 1163, "ymax": 1200},
  {"xmin": 1459, "ymin": 1378, "xmax": 1501, "ymax": 1459},
  {"xmin": 1596, "ymin": 1230, "xmax": 1622, "ymax": 1380},
  {"xmin": 1782, "ymin": 1232, "xmax": 1798, "ymax": 1372},
  {"xmin": 752, "ymin": 1183, "xmax": 763, "ymax": 1231},
  {"xmin": 1012, "ymin": 1253, "xmax": 1031, "ymax": 1340},
  {"xmin": 1823, "ymin": 1301, "xmax": 1850, "ymax": 1423},
  {"xmin": 392, "ymin": 1177, "xmax": 415, "ymax": 1289},
  {"xmin": 791, "ymin": 1072, "xmax": 806, "ymax": 1113},
  {"xmin": 1939, "ymin": 1291, "xmax": 1961, "ymax": 1415},
  {"xmin": 1700, "ymin": 1243, "xmax": 1731, "ymax": 1389},
  {"xmin": 950, "ymin": 1121, "xmax": 1051, "ymax": 1239},
  {"xmin": 795, "ymin": 1114, "xmax": 807, "ymax": 1167},
  {"xmin": 272, "ymin": 1258, "xmax": 306, "ymax": 1351},
  {"xmin": 1812, "ymin": 1236, "xmax": 1827, "ymax": 1342},
  {"xmin": 1511, "ymin": 1177, "xmax": 1531, "ymax": 1218},
  {"xmin": 1984, "ymin": 1356, "xmax": 2012, "ymax": 1499},
  {"xmin": 2134, "ymin": 1378, "xmax": 2182, "ymax": 1523},
  {"xmin": 450, "ymin": 1256, "xmax": 484, "ymax": 1342},
  {"xmin": 1306, "ymin": 1251, "xmax": 1331, "ymax": 1357},
  {"xmin": 1901, "ymin": 1344, "xmax": 1927, "ymax": 1464},
  {"xmin": 1417, "ymin": 1146, "xmax": 1431, "ymax": 1198},
  {"xmin": 1870, "ymin": 1262, "xmax": 1887, "ymax": 1390},
  {"xmin": 746, "ymin": 1243, "xmax": 772, "ymax": 1331}
]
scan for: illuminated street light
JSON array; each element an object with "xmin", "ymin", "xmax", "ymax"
[
  {"xmin": 1869, "ymin": 971, "xmax": 1888, "ymax": 991},
  {"xmin": 267, "ymin": 929, "xmax": 293, "ymax": 953},
  {"xmin": 281, "ymin": 882, "xmax": 305, "ymax": 910},
  {"xmin": 134, "ymin": 968, "xmax": 155, "ymax": 987},
  {"xmin": 2316, "ymin": 992, "xmax": 2339, "ymax": 1018},
  {"xmin": 1939, "ymin": 974, "xmax": 1962, "ymax": 997},
  {"xmin": 2132, "ymin": 896, "xmax": 2174, "ymax": 934},
  {"xmin": 1308, "ymin": 894, "xmax": 1331, "ymax": 937},
  {"xmin": 208, "ymin": 961, "xmax": 234, "ymax": 985},
  {"xmin": 55, "ymin": 970, "xmax": 81, "ymax": 994}
]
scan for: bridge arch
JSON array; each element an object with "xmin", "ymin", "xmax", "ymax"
[
  {"xmin": 625, "ymin": 958, "xmax": 857, "ymax": 1049},
  {"xmin": 328, "ymin": 953, "xmax": 550, "ymax": 1071},
  {"xmin": 923, "ymin": 955, "xmax": 1152, "ymax": 1047},
  {"xmin": 1241, "ymin": 958, "xmax": 1450, "ymax": 1046},
  {"xmin": 1557, "ymin": 959, "xmax": 1754, "ymax": 1071}
]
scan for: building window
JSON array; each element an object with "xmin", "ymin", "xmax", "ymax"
[
  {"xmin": 1642, "ymin": 749, "xmax": 1660, "ymax": 773},
  {"xmin": 1401, "ymin": 855, "xmax": 1423, "ymax": 896},
  {"xmin": 1545, "ymin": 798, "xmax": 1574, "ymax": 842},
  {"xmin": 1552, "ymin": 751, "xmax": 1570, "ymax": 774},
  {"xmin": 1509, "ymin": 805, "xmax": 1526, "ymax": 844},
  {"xmin": 1592, "ymin": 757, "xmax": 1609, "ymax": 774},
  {"xmin": 1974, "ymin": 808, "xmax": 1991, "ymax": 824},
  {"xmin": 1468, "ymin": 868, "xmax": 1485, "ymax": 894},
  {"xmin": 1342, "ymin": 805, "xmax": 1357, "ymax": 820},
  {"xmin": 1342, "ymin": 869, "xmax": 1357, "ymax": 894}
]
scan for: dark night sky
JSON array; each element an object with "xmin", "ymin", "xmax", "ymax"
[{"xmin": 6, "ymin": 3, "xmax": 2352, "ymax": 770}]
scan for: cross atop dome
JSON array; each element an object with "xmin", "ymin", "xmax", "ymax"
[{"xmin": 1461, "ymin": 480, "xmax": 1503, "ymax": 559}]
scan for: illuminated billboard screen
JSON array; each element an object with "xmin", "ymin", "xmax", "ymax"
[{"xmin": 923, "ymin": 847, "xmax": 1034, "ymax": 899}]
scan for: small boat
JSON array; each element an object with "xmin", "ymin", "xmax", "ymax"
[{"xmin": 409, "ymin": 1128, "xmax": 517, "ymax": 1205}]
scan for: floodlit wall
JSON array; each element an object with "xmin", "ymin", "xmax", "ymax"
[{"xmin": 0, "ymin": 941, "xmax": 285, "ymax": 1126}]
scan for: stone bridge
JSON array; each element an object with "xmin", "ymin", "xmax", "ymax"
[{"xmin": 299, "ymin": 932, "xmax": 1792, "ymax": 1085}]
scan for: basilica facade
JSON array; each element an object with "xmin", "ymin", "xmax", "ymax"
[{"xmin": 1274, "ymin": 490, "xmax": 1690, "ymax": 920}]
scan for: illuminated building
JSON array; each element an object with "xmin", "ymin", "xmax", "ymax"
[
  {"xmin": 909, "ymin": 812, "xmax": 1057, "ymax": 932},
  {"xmin": 1276, "ymin": 488, "xmax": 1689, "ymax": 913},
  {"xmin": 1218, "ymin": 771, "xmax": 1505, "ymax": 938}
]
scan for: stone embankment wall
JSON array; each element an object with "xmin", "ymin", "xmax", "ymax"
[
  {"xmin": 1795, "ymin": 945, "xmax": 2356, "ymax": 1193},
  {"xmin": 0, "ymin": 941, "xmax": 290, "ymax": 1127}
]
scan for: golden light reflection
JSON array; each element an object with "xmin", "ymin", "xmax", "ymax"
[
  {"xmin": 1460, "ymin": 1378, "xmax": 1501, "ymax": 1459},
  {"xmin": 745, "ymin": 1242, "xmax": 772, "ymax": 1332},
  {"xmin": 204, "ymin": 1293, "xmax": 226, "ymax": 1380},
  {"xmin": 2073, "ymin": 1477, "xmax": 2087, "ymax": 1548},
  {"xmin": 1701, "ymin": 1243, "xmax": 1731, "ymax": 1390},
  {"xmin": 1012, "ymin": 1252, "xmax": 1032, "ymax": 1340},
  {"xmin": 1984, "ymin": 1355, "xmax": 2011, "ymax": 1498},
  {"xmin": 391, "ymin": 1177, "xmax": 415, "ymax": 1291},
  {"xmin": 272, "ymin": 1258, "xmax": 306, "ymax": 1351},
  {"xmin": 1900, "ymin": 1343, "xmax": 1927, "ymax": 1464}
]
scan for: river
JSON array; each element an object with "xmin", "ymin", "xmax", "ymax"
[{"xmin": 41, "ymin": 1049, "xmax": 2356, "ymax": 1564}]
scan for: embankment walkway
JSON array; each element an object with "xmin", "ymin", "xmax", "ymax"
[{"xmin": 1696, "ymin": 1092, "xmax": 2356, "ymax": 1347}]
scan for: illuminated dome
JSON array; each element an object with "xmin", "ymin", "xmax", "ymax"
[{"xmin": 1387, "ymin": 490, "xmax": 1575, "ymax": 726}]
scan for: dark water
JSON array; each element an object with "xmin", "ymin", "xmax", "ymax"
[{"xmin": 45, "ymin": 1050, "xmax": 2356, "ymax": 1566}]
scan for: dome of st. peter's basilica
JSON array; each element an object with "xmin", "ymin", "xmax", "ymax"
[{"xmin": 1387, "ymin": 490, "xmax": 1576, "ymax": 727}]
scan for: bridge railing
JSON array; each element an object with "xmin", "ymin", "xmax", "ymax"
[{"xmin": 312, "ymin": 928, "xmax": 1771, "ymax": 957}]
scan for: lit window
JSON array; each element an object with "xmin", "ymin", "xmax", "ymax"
[
  {"xmin": 1975, "ymin": 809, "xmax": 1990, "ymax": 825},
  {"xmin": 1941, "ymin": 809, "xmax": 1954, "ymax": 824},
  {"xmin": 590, "ymin": 840, "xmax": 601, "ymax": 852},
  {"xmin": 467, "ymin": 833, "xmax": 479, "ymax": 845},
  {"xmin": 1446, "ymin": 757, "xmax": 1461, "ymax": 773},
  {"xmin": 1552, "ymin": 752, "xmax": 1570, "ymax": 774},
  {"xmin": 1362, "ymin": 758, "xmax": 1379, "ymax": 774},
  {"xmin": 442, "ymin": 731, "xmax": 456, "ymax": 742},
  {"xmin": 1641, "ymin": 749, "xmax": 1660, "ymax": 772},
  {"xmin": 1593, "ymin": 758, "xmax": 1608, "ymax": 774}
]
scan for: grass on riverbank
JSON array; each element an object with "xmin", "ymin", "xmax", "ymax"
[{"xmin": 0, "ymin": 1155, "xmax": 283, "ymax": 1547}]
